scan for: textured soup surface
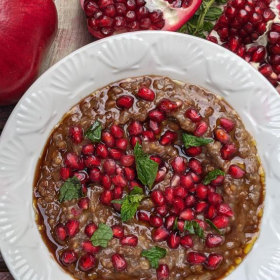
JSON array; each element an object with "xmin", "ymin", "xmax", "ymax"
[{"xmin": 34, "ymin": 76, "xmax": 264, "ymax": 280}]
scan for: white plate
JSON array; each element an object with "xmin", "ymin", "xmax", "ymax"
[{"xmin": 0, "ymin": 31, "xmax": 280, "ymax": 280}]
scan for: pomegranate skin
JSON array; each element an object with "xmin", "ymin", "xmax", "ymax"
[{"xmin": 0, "ymin": 0, "xmax": 58, "ymax": 105}]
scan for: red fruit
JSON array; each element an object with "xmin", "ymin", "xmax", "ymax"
[
  {"xmin": 220, "ymin": 118, "xmax": 235, "ymax": 132},
  {"xmin": 120, "ymin": 155, "xmax": 135, "ymax": 167},
  {"xmin": 159, "ymin": 130, "xmax": 177, "ymax": 145},
  {"xmin": 180, "ymin": 174, "xmax": 194, "ymax": 189},
  {"xmin": 116, "ymin": 138, "xmax": 129, "ymax": 151},
  {"xmin": 150, "ymin": 215, "xmax": 164, "ymax": 228},
  {"xmin": 60, "ymin": 250, "xmax": 77, "ymax": 266},
  {"xmin": 0, "ymin": 0, "xmax": 57, "ymax": 105},
  {"xmin": 210, "ymin": 175, "xmax": 225, "ymax": 186},
  {"xmin": 185, "ymin": 108, "xmax": 201, "ymax": 122},
  {"xmin": 171, "ymin": 156, "xmax": 187, "ymax": 174},
  {"xmin": 156, "ymin": 264, "xmax": 169, "ymax": 280},
  {"xmin": 112, "ymin": 174, "xmax": 127, "ymax": 187},
  {"xmin": 65, "ymin": 153, "xmax": 79, "ymax": 170},
  {"xmin": 149, "ymin": 120, "xmax": 161, "ymax": 134},
  {"xmin": 185, "ymin": 146, "xmax": 202, "ymax": 157},
  {"xmin": 148, "ymin": 109, "xmax": 165, "ymax": 122},
  {"xmin": 171, "ymin": 197, "xmax": 185, "ymax": 214},
  {"xmin": 180, "ymin": 235, "xmax": 193, "ymax": 248},
  {"xmin": 85, "ymin": 222, "xmax": 98, "ymax": 237},
  {"xmin": 65, "ymin": 220, "xmax": 79, "ymax": 237},
  {"xmin": 110, "ymin": 124, "xmax": 124, "ymax": 138},
  {"xmin": 109, "ymin": 148, "xmax": 123, "ymax": 160},
  {"xmin": 158, "ymin": 99, "xmax": 178, "ymax": 113},
  {"xmin": 195, "ymin": 201, "xmax": 208, "ymax": 213},
  {"xmin": 69, "ymin": 126, "xmax": 83, "ymax": 144},
  {"xmin": 103, "ymin": 159, "xmax": 116, "ymax": 175},
  {"xmin": 89, "ymin": 167, "xmax": 102, "ymax": 182},
  {"xmin": 82, "ymin": 240, "xmax": 100, "ymax": 254},
  {"xmin": 137, "ymin": 210, "xmax": 150, "ymax": 222},
  {"xmin": 228, "ymin": 164, "xmax": 245, "ymax": 178},
  {"xmin": 177, "ymin": 219, "xmax": 185, "ymax": 232},
  {"xmin": 112, "ymin": 225, "xmax": 124, "ymax": 239},
  {"xmin": 102, "ymin": 131, "xmax": 115, "ymax": 147},
  {"xmin": 124, "ymin": 167, "xmax": 135, "ymax": 180},
  {"xmin": 165, "ymin": 215, "xmax": 176, "ymax": 230},
  {"xmin": 78, "ymin": 197, "xmax": 90, "ymax": 210},
  {"xmin": 113, "ymin": 185, "xmax": 123, "ymax": 199},
  {"xmin": 167, "ymin": 232, "xmax": 181, "ymax": 249},
  {"xmin": 155, "ymin": 205, "xmax": 168, "ymax": 217},
  {"xmin": 251, "ymin": 46, "xmax": 266, "ymax": 63},
  {"xmin": 101, "ymin": 174, "xmax": 112, "ymax": 189},
  {"xmin": 112, "ymin": 253, "xmax": 127, "ymax": 271},
  {"xmin": 79, "ymin": 253, "xmax": 96, "ymax": 271},
  {"xmin": 214, "ymin": 128, "xmax": 230, "ymax": 144},
  {"xmin": 55, "ymin": 223, "xmax": 67, "ymax": 242},
  {"xmin": 96, "ymin": 143, "xmax": 109, "ymax": 158},
  {"xmin": 128, "ymin": 121, "xmax": 143, "ymax": 136},
  {"xmin": 217, "ymin": 203, "xmax": 234, "ymax": 217},
  {"xmin": 155, "ymin": 167, "xmax": 167, "ymax": 183},
  {"xmin": 60, "ymin": 167, "xmax": 71, "ymax": 181},
  {"xmin": 206, "ymin": 205, "xmax": 217, "ymax": 219},
  {"xmin": 137, "ymin": 87, "xmax": 155, "ymax": 101},
  {"xmin": 179, "ymin": 208, "xmax": 195, "ymax": 220},
  {"xmin": 212, "ymin": 215, "xmax": 229, "ymax": 228},
  {"xmin": 82, "ymin": 143, "xmax": 95, "ymax": 155},
  {"xmin": 174, "ymin": 186, "xmax": 187, "ymax": 198},
  {"xmin": 120, "ymin": 234, "xmax": 138, "ymax": 246},
  {"xmin": 188, "ymin": 158, "xmax": 202, "ymax": 175},
  {"xmin": 194, "ymin": 121, "xmax": 208, "ymax": 136},
  {"xmin": 151, "ymin": 190, "xmax": 165, "ymax": 206},
  {"xmin": 208, "ymin": 192, "xmax": 223, "ymax": 205},
  {"xmin": 221, "ymin": 143, "xmax": 237, "ymax": 160},
  {"xmin": 100, "ymin": 190, "xmax": 113, "ymax": 205},
  {"xmin": 189, "ymin": 171, "xmax": 201, "ymax": 183},
  {"xmin": 185, "ymin": 195, "xmax": 196, "ymax": 207},
  {"xmin": 142, "ymin": 130, "xmax": 155, "ymax": 141},
  {"xmin": 206, "ymin": 254, "xmax": 223, "ymax": 270},
  {"xmin": 73, "ymin": 170, "xmax": 89, "ymax": 184},
  {"xmin": 164, "ymin": 187, "xmax": 174, "ymax": 205},
  {"xmin": 170, "ymin": 174, "xmax": 180, "ymax": 187},
  {"xmin": 150, "ymin": 155, "xmax": 162, "ymax": 165},
  {"xmin": 84, "ymin": 155, "xmax": 101, "ymax": 168},
  {"xmin": 206, "ymin": 234, "xmax": 223, "ymax": 248},
  {"xmin": 130, "ymin": 136, "xmax": 142, "ymax": 147},
  {"xmin": 152, "ymin": 227, "xmax": 169, "ymax": 242},
  {"xmin": 196, "ymin": 184, "xmax": 208, "ymax": 200},
  {"xmin": 187, "ymin": 252, "xmax": 206, "ymax": 264},
  {"xmin": 116, "ymin": 95, "xmax": 134, "ymax": 108}
]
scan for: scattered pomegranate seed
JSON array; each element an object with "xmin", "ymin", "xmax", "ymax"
[
  {"xmin": 128, "ymin": 121, "xmax": 143, "ymax": 136},
  {"xmin": 151, "ymin": 190, "xmax": 165, "ymax": 206},
  {"xmin": 60, "ymin": 250, "xmax": 78, "ymax": 265},
  {"xmin": 174, "ymin": 186, "xmax": 187, "ymax": 198},
  {"xmin": 100, "ymin": 190, "xmax": 113, "ymax": 205},
  {"xmin": 220, "ymin": 118, "xmax": 235, "ymax": 132},
  {"xmin": 78, "ymin": 197, "xmax": 90, "ymax": 210},
  {"xmin": 112, "ymin": 174, "xmax": 127, "ymax": 187},
  {"xmin": 164, "ymin": 187, "xmax": 174, "ymax": 205},
  {"xmin": 101, "ymin": 174, "xmax": 112, "ymax": 189},
  {"xmin": 115, "ymin": 138, "xmax": 128, "ymax": 151},
  {"xmin": 116, "ymin": 95, "xmax": 134, "ymax": 109},
  {"xmin": 150, "ymin": 155, "xmax": 162, "ymax": 165},
  {"xmin": 60, "ymin": 167, "xmax": 71, "ymax": 181},
  {"xmin": 228, "ymin": 164, "xmax": 245, "ymax": 178},
  {"xmin": 159, "ymin": 130, "xmax": 177, "ymax": 145},
  {"xmin": 85, "ymin": 222, "xmax": 98, "ymax": 238},
  {"xmin": 180, "ymin": 235, "xmax": 193, "ymax": 248},
  {"xmin": 187, "ymin": 252, "xmax": 207, "ymax": 264},
  {"xmin": 120, "ymin": 234, "xmax": 138, "ymax": 246},
  {"xmin": 196, "ymin": 184, "xmax": 208, "ymax": 200},
  {"xmin": 79, "ymin": 253, "xmax": 96, "ymax": 271},
  {"xmin": 55, "ymin": 223, "xmax": 67, "ymax": 242},
  {"xmin": 206, "ymin": 205, "xmax": 217, "ymax": 219},
  {"xmin": 112, "ymin": 225, "xmax": 124, "ymax": 239},
  {"xmin": 185, "ymin": 146, "xmax": 202, "ymax": 157},
  {"xmin": 180, "ymin": 174, "xmax": 194, "ymax": 189},
  {"xmin": 113, "ymin": 186, "xmax": 123, "ymax": 199},
  {"xmin": 89, "ymin": 167, "xmax": 102, "ymax": 182},
  {"xmin": 214, "ymin": 128, "xmax": 230, "ymax": 144},
  {"xmin": 158, "ymin": 99, "xmax": 178, "ymax": 113},
  {"xmin": 149, "ymin": 120, "xmax": 161, "ymax": 134},
  {"xmin": 179, "ymin": 208, "xmax": 195, "ymax": 220},
  {"xmin": 152, "ymin": 227, "xmax": 169, "ymax": 242},
  {"xmin": 96, "ymin": 143, "xmax": 109, "ymax": 158},
  {"xmin": 148, "ymin": 109, "xmax": 165, "ymax": 122},
  {"xmin": 171, "ymin": 156, "xmax": 187, "ymax": 174},
  {"xmin": 84, "ymin": 155, "xmax": 101, "ymax": 168},
  {"xmin": 171, "ymin": 197, "xmax": 185, "ymax": 214},
  {"xmin": 194, "ymin": 121, "xmax": 208, "ymax": 136},
  {"xmin": 82, "ymin": 240, "xmax": 100, "ymax": 254},
  {"xmin": 137, "ymin": 210, "xmax": 150, "ymax": 222},
  {"xmin": 137, "ymin": 86, "xmax": 155, "ymax": 101},
  {"xmin": 82, "ymin": 143, "xmax": 95, "ymax": 155},
  {"xmin": 109, "ymin": 148, "xmax": 123, "ymax": 160},
  {"xmin": 155, "ymin": 205, "xmax": 168, "ymax": 217},
  {"xmin": 221, "ymin": 143, "xmax": 237, "ymax": 160},
  {"xmin": 102, "ymin": 159, "xmax": 116, "ymax": 175},
  {"xmin": 102, "ymin": 131, "xmax": 115, "ymax": 147},
  {"xmin": 167, "ymin": 232, "xmax": 181, "ymax": 249},
  {"xmin": 150, "ymin": 215, "xmax": 164, "ymax": 227},
  {"xmin": 185, "ymin": 195, "xmax": 196, "ymax": 207},
  {"xmin": 212, "ymin": 215, "xmax": 229, "ymax": 228},
  {"xmin": 195, "ymin": 201, "xmax": 208, "ymax": 213},
  {"xmin": 142, "ymin": 130, "xmax": 155, "ymax": 141},
  {"xmin": 130, "ymin": 136, "xmax": 142, "ymax": 147},
  {"xmin": 65, "ymin": 220, "xmax": 79, "ymax": 238},
  {"xmin": 110, "ymin": 124, "xmax": 124, "ymax": 138},
  {"xmin": 112, "ymin": 253, "xmax": 127, "ymax": 271},
  {"xmin": 188, "ymin": 158, "xmax": 202, "ymax": 175},
  {"xmin": 217, "ymin": 203, "xmax": 234, "ymax": 217},
  {"xmin": 211, "ymin": 175, "xmax": 225, "ymax": 186},
  {"xmin": 155, "ymin": 167, "xmax": 167, "ymax": 183},
  {"xmin": 206, "ymin": 234, "xmax": 224, "ymax": 248},
  {"xmin": 120, "ymin": 154, "xmax": 135, "ymax": 166},
  {"xmin": 69, "ymin": 126, "xmax": 83, "ymax": 144},
  {"xmin": 65, "ymin": 153, "xmax": 80, "ymax": 170},
  {"xmin": 206, "ymin": 254, "xmax": 223, "ymax": 270},
  {"xmin": 124, "ymin": 167, "xmax": 135, "ymax": 180},
  {"xmin": 156, "ymin": 264, "xmax": 169, "ymax": 280},
  {"xmin": 208, "ymin": 192, "xmax": 223, "ymax": 205},
  {"xmin": 185, "ymin": 108, "xmax": 201, "ymax": 122}
]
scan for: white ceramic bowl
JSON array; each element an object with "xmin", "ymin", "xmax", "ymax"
[{"xmin": 1, "ymin": 31, "xmax": 280, "ymax": 280}]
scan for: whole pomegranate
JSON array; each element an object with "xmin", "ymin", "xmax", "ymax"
[
  {"xmin": 81, "ymin": 0, "xmax": 202, "ymax": 38},
  {"xmin": 0, "ymin": 0, "xmax": 58, "ymax": 105}
]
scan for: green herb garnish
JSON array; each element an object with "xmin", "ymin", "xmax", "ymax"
[
  {"xmin": 85, "ymin": 121, "xmax": 102, "ymax": 143},
  {"xmin": 90, "ymin": 223, "xmax": 113, "ymax": 248},
  {"xmin": 184, "ymin": 220, "xmax": 205, "ymax": 239},
  {"xmin": 203, "ymin": 169, "xmax": 225, "ymax": 185},
  {"xmin": 59, "ymin": 177, "xmax": 82, "ymax": 202},
  {"xmin": 205, "ymin": 219, "xmax": 222, "ymax": 234},
  {"xmin": 182, "ymin": 133, "xmax": 213, "ymax": 149},
  {"xmin": 141, "ymin": 246, "xmax": 167, "ymax": 268}
]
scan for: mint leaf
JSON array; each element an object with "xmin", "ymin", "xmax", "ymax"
[
  {"xmin": 141, "ymin": 246, "xmax": 166, "ymax": 268},
  {"xmin": 205, "ymin": 219, "xmax": 222, "ymax": 234},
  {"xmin": 90, "ymin": 223, "xmax": 113, "ymax": 248},
  {"xmin": 134, "ymin": 143, "xmax": 158, "ymax": 189},
  {"xmin": 59, "ymin": 177, "xmax": 82, "ymax": 202},
  {"xmin": 85, "ymin": 121, "xmax": 102, "ymax": 143},
  {"xmin": 112, "ymin": 187, "xmax": 145, "ymax": 222},
  {"xmin": 184, "ymin": 221, "xmax": 204, "ymax": 239},
  {"xmin": 182, "ymin": 133, "xmax": 213, "ymax": 149},
  {"xmin": 203, "ymin": 169, "xmax": 225, "ymax": 185}
]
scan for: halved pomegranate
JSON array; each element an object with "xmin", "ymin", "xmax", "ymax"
[{"xmin": 81, "ymin": 0, "xmax": 202, "ymax": 39}]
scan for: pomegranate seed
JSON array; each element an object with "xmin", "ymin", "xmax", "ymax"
[
  {"xmin": 195, "ymin": 201, "xmax": 208, "ymax": 213},
  {"xmin": 206, "ymin": 254, "xmax": 223, "ymax": 270},
  {"xmin": 112, "ymin": 174, "xmax": 127, "ymax": 187},
  {"xmin": 137, "ymin": 86, "xmax": 155, "ymax": 101},
  {"xmin": 208, "ymin": 192, "xmax": 223, "ymax": 205},
  {"xmin": 194, "ymin": 121, "xmax": 208, "ymax": 136},
  {"xmin": 73, "ymin": 170, "xmax": 89, "ymax": 183},
  {"xmin": 185, "ymin": 195, "xmax": 196, "ymax": 207},
  {"xmin": 206, "ymin": 205, "xmax": 217, "ymax": 219},
  {"xmin": 84, "ymin": 155, "xmax": 101, "ymax": 168},
  {"xmin": 165, "ymin": 215, "xmax": 176, "ymax": 230},
  {"xmin": 65, "ymin": 153, "xmax": 79, "ymax": 169},
  {"xmin": 211, "ymin": 175, "xmax": 225, "ymax": 186},
  {"xmin": 82, "ymin": 144, "xmax": 95, "ymax": 155},
  {"xmin": 120, "ymin": 155, "xmax": 135, "ymax": 166},
  {"xmin": 112, "ymin": 225, "xmax": 124, "ymax": 239},
  {"xmin": 109, "ymin": 148, "xmax": 122, "ymax": 160},
  {"xmin": 116, "ymin": 95, "xmax": 134, "ymax": 109},
  {"xmin": 180, "ymin": 235, "xmax": 193, "ymax": 248},
  {"xmin": 156, "ymin": 264, "xmax": 169, "ymax": 280},
  {"xmin": 251, "ymin": 46, "xmax": 266, "ymax": 62},
  {"xmin": 102, "ymin": 131, "xmax": 115, "ymax": 147},
  {"xmin": 228, "ymin": 164, "xmax": 245, "ymax": 178},
  {"xmin": 187, "ymin": 252, "xmax": 206, "ymax": 264},
  {"xmin": 69, "ymin": 126, "xmax": 83, "ymax": 144},
  {"xmin": 196, "ymin": 184, "xmax": 208, "ymax": 200},
  {"xmin": 115, "ymin": 138, "xmax": 129, "ymax": 151},
  {"xmin": 148, "ymin": 109, "xmax": 165, "ymax": 122},
  {"xmin": 177, "ymin": 219, "xmax": 185, "ymax": 232},
  {"xmin": 217, "ymin": 203, "xmax": 234, "ymax": 217},
  {"xmin": 167, "ymin": 232, "xmax": 180, "ymax": 249},
  {"xmin": 170, "ymin": 174, "xmax": 180, "ymax": 187},
  {"xmin": 189, "ymin": 171, "xmax": 201, "ymax": 183},
  {"xmin": 79, "ymin": 253, "xmax": 96, "ymax": 271},
  {"xmin": 180, "ymin": 174, "xmax": 194, "ymax": 189},
  {"xmin": 65, "ymin": 220, "xmax": 79, "ymax": 237},
  {"xmin": 164, "ymin": 187, "xmax": 174, "ymax": 205},
  {"xmin": 129, "ymin": 180, "xmax": 143, "ymax": 190},
  {"xmin": 188, "ymin": 158, "xmax": 202, "ymax": 175},
  {"xmin": 159, "ymin": 130, "xmax": 177, "ymax": 145},
  {"xmin": 120, "ymin": 234, "xmax": 138, "ymax": 246},
  {"xmin": 150, "ymin": 155, "xmax": 162, "ymax": 165},
  {"xmin": 104, "ymin": 4, "xmax": 116, "ymax": 17},
  {"xmin": 89, "ymin": 167, "xmax": 101, "ymax": 182},
  {"xmin": 101, "ymin": 174, "xmax": 112, "ymax": 189},
  {"xmin": 55, "ymin": 223, "xmax": 67, "ymax": 242},
  {"xmin": 206, "ymin": 234, "xmax": 223, "ymax": 248},
  {"xmin": 271, "ymin": 23, "xmax": 280, "ymax": 32},
  {"xmin": 100, "ymin": 190, "xmax": 113, "ymax": 205},
  {"xmin": 60, "ymin": 167, "xmax": 71, "ymax": 180},
  {"xmin": 195, "ymin": 219, "xmax": 207, "ymax": 230},
  {"xmin": 155, "ymin": 167, "xmax": 167, "ymax": 183},
  {"xmin": 221, "ymin": 143, "xmax": 237, "ymax": 160},
  {"xmin": 185, "ymin": 108, "xmax": 201, "ymax": 122},
  {"xmin": 212, "ymin": 215, "xmax": 229, "ymax": 228},
  {"xmin": 84, "ymin": 1, "xmax": 99, "ymax": 17},
  {"xmin": 142, "ymin": 130, "xmax": 155, "ymax": 141},
  {"xmin": 158, "ymin": 99, "xmax": 178, "ymax": 113},
  {"xmin": 102, "ymin": 159, "xmax": 116, "ymax": 175},
  {"xmin": 85, "ymin": 222, "xmax": 98, "ymax": 237},
  {"xmin": 155, "ymin": 205, "xmax": 168, "ymax": 217},
  {"xmin": 124, "ymin": 167, "xmax": 135, "ymax": 180},
  {"xmin": 171, "ymin": 197, "xmax": 185, "ymax": 214},
  {"xmin": 137, "ymin": 210, "xmax": 150, "ymax": 222},
  {"xmin": 214, "ymin": 128, "xmax": 230, "ymax": 144},
  {"xmin": 96, "ymin": 143, "xmax": 109, "ymax": 158},
  {"xmin": 185, "ymin": 146, "xmax": 202, "ymax": 157},
  {"xmin": 219, "ymin": 118, "xmax": 235, "ymax": 132},
  {"xmin": 82, "ymin": 241, "xmax": 100, "ymax": 254},
  {"xmin": 151, "ymin": 190, "xmax": 165, "ymax": 206},
  {"xmin": 179, "ymin": 208, "xmax": 195, "ymax": 220},
  {"xmin": 149, "ymin": 120, "xmax": 161, "ymax": 134},
  {"xmin": 112, "ymin": 253, "xmax": 127, "ymax": 271},
  {"xmin": 110, "ymin": 124, "xmax": 124, "ymax": 138},
  {"xmin": 171, "ymin": 156, "xmax": 187, "ymax": 174},
  {"xmin": 78, "ymin": 197, "xmax": 90, "ymax": 210},
  {"xmin": 128, "ymin": 121, "xmax": 143, "ymax": 136},
  {"xmin": 152, "ymin": 227, "xmax": 169, "ymax": 242},
  {"xmin": 130, "ymin": 136, "xmax": 142, "ymax": 147},
  {"xmin": 174, "ymin": 186, "xmax": 187, "ymax": 198},
  {"xmin": 113, "ymin": 186, "xmax": 123, "ymax": 199},
  {"xmin": 150, "ymin": 215, "xmax": 164, "ymax": 227},
  {"xmin": 60, "ymin": 250, "xmax": 77, "ymax": 265}
]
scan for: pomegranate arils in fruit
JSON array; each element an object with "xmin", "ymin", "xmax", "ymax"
[
  {"xmin": 213, "ymin": 215, "xmax": 229, "ymax": 228},
  {"xmin": 85, "ymin": 222, "xmax": 98, "ymax": 237},
  {"xmin": 116, "ymin": 95, "xmax": 134, "ymax": 109},
  {"xmin": 128, "ymin": 121, "xmax": 143, "ymax": 136},
  {"xmin": 221, "ymin": 143, "xmax": 237, "ymax": 160},
  {"xmin": 69, "ymin": 126, "xmax": 83, "ymax": 144},
  {"xmin": 55, "ymin": 224, "xmax": 67, "ymax": 242},
  {"xmin": 112, "ymin": 253, "xmax": 127, "ymax": 271},
  {"xmin": 187, "ymin": 252, "xmax": 207, "ymax": 264},
  {"xmin": 78, "ymin": 197, "xmax": 90, "ymax": 210},
  {"xmin": 194, "ymin": 121, "xmax": 208, "ymax": 136},
  {"xmin": 137, "ymin": 86, "xmax": 155, "ymax": 101},
  {"xmin": 152, "ymin": 227, "xmax": 169, "ymax": 242},
  {"xmin": 60, "ymin": 250, "xmax": 78, "ymax": 265},
  {"xmin": 214, "ymin": 128, "xmax": 230, "ymax": 144},
  {"xmin": 157, "ymin": 264, "xmax": 169, "ymax": 280},
  {"xmin": 159, "ymin": 130, "xmax": 177, "ymax": 145},
  {"xmin": 220, "ymin": 118, "xmax": 235, "ymax": 132},
  {"xmin": 65, "ymin": 153, "xmax": 80, "ymax": 170},
  {"xmin": 112, "ymin": 225, "xmax": 124, "ymax": 239},
  {"xmin": 171, "ymin": 156, "xmax": 187, "ymax": 174},
  {"xmin": 79, "ymin": 253, "xmax": 96, "ymax": 271},
  {"xmin": 110, "ymin": 124, "xmax": 124, "ymax": 138},
  {"xmin": 102, "ymin": 131, "xmax": 115, "ymax": 147},
  {"xmin": 185, "ymin": 108, "xmax": 201, "ymax": 122},
  {"xmin": 96, "ymin": 143, "xmax": 109, "ymax": 158},
  {"xmin": 148, "ymin": 109, "xmax": 165, "ymax": 122},
  {"xmin": 150, "ymin": 215, "xmax": 164, "ymax": 227},
  {"xmin": 179, "ymin": 208, "xmax": 195, "ymax": 220},
  {"xmin": 185, "ymin": 146, "xmax": 202, "ymax": 157},
  {"xmin": 82, "ymin": 240, "xmax": 100, "ymax": 254},
  {"xmin": 228, "ymin": 164, "xmax": 245, "ymax": 178},
  {"xmin": 167, "ymin": 232, "xmax": 181, "ymax": 249},
  {"xmin": 206, "ymin": 234, "xmax": 223, "ymax": 248},
  {"xmin": 60, "ymin": 167, "xmax": 71, "ymax": 181},
  {"xmin": 65, "ymin": 220, "xmax": 79, "ymax": 237},
  {"xmin": 100, "ymin": 190, "xmax": 113, "ymax": 205},
  {"xmin": 120, "ymin": 234, "xmax": 138, "ymax": 246},
  {"xmin": 217, "ymin": 203, "xmax": 234, "ymax": 217},
  {"xmin": 206, "ymin": 254, "xmax": 223, "ymax": 270},
  {"xmin": 158, "ymin": 99, "xmax": 178, "ymax": 113},
  {"xmin": 151, "ymin": 190, "xmax": 165, "ymax": 206}
]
